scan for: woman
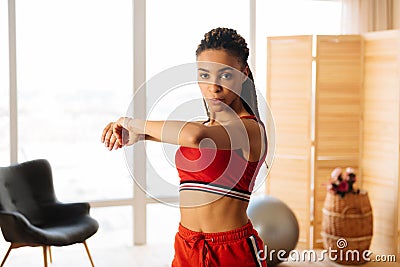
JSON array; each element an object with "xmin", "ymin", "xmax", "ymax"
[{"xmin": 101, "ymin": 28, "xmax": 267, "ymax": 267}]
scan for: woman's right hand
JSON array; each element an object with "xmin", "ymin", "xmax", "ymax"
[
  {"xmin": 101, "ymin": 119, "xmax": 144, "ymax": 150},
  {"xmin": 101, "ymin": 122, "xmax": 122, "ymax": 151}
]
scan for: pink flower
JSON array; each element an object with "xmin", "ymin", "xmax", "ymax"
[{"xmin": 337, "ymin": 181, "xmax": 349, "ymax": 193}]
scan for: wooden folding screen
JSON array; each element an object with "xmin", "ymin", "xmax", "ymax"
[{"xmin": 266, "ymin": 35, "xmax": 363, "ymax": 249}]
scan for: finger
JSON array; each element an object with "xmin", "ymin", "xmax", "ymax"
[
  {"xmin": 109, "ymin": 134, "xmax": 118, "ymax": 150},
  {"xmin": 113, "ymin": 139, "xmax": 121, "ymax": 150},
  {"xmin": 104, "ymin": 128, "xmax": 114, "ymax": 147},
  {"xmin": 101, "ymin": 122, "xmax": 113, "ymax": 143}
]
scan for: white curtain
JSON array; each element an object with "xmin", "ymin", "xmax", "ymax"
[{"xmin": 340, "ymin": 0, "xmax": 393, "ymax": 34}]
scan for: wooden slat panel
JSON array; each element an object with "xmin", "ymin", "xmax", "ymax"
[
  {"xmin": 362, "ymin": 30, "xmax": 400, "ymax": 255},
  {"xmin": 313, "ymin": 35, "xmax": 364, "ymax": 248},
  {"xmin": 315, "ymin": 35, "xmax": 363, "ymax": 158},
  {"xmin": 267, "ymin": 36, "xmax": 313, "ymax": 248}
]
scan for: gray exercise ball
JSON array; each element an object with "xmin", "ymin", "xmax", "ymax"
[{"xmin": 247, "ymin": 195, "xmax": 299, "ymax": 267}]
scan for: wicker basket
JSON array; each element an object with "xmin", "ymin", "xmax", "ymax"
[{"xmin": 321, "ymin": 191, "xmax": 373, "ymax": 265}]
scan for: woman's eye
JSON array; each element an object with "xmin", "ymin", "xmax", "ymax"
[
  {"xmin": 220, "ymin": 73, "xmax": 232, "ymax": 79},
  {"xmin": 199, "ymin": 73, "xmax": 209, "ymax": 79}
]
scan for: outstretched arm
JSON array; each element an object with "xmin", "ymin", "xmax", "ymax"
[{"xmin": 112, "ymin": 117, "xmax": 255, "ymax": 150}]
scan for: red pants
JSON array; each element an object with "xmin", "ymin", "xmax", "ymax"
[{"xmin": 172, "ymin": 221, "xmax": 266, "ymax": 267}]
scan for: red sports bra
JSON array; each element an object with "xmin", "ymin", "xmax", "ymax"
[{"xmin": 175, "ymin": 115, "xmax": 267, "ymax": 202}]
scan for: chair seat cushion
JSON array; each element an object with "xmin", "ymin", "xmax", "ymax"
[{"xmin": 35, "ymin": 215, "xmax": 99, "ymax": 246}]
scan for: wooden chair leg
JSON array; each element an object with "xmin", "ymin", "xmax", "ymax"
[
  {"xmin": 48, "ymin": 246, "xmax": 52, "ymax": 263},
  {"xmin": 0, "ymin": 244, "xmax": 13, "ymax": 267},
  {"xmin": 83, "ymin": 241, "xmax": 95, "ymax": 267},
  {"xmin": 42, "ymin": 246, "xmax": 48, "ymax": 267}
]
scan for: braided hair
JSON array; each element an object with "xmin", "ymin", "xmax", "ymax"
[{"xmin": 196, "ymin": 27, "xmax": 260, "ymax": 120}]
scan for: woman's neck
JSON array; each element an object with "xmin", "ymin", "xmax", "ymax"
[{"xmin": 209, "ymin": 100, "xmax": 248, "ymax": 124}]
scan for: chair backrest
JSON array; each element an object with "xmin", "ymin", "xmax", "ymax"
[{"xmin": 0, "ymin": 159, "xmax": 57, "ymax": 225}]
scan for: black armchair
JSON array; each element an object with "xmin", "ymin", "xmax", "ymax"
[{"xmin": 0, "ymin": 159, "xmax": 99, "ymax": 267}]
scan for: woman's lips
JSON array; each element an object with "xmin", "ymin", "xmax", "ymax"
[{"xmin": 208, "ymin": 98, "xmax": 223, "ymax": 105}]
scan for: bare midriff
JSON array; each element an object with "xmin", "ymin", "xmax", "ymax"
[{"xmin": 179, "ymin": 190, "xmax": 249, "ymax": 233}]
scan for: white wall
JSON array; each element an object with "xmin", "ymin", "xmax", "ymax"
[{"xmin": 394, "ymin": 0, "xmax": 400, "ymax": 29}]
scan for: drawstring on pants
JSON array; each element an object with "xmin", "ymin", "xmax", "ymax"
[{"xmin": 187, "ymin": 234, "xmax": 214, "ymax": 267}]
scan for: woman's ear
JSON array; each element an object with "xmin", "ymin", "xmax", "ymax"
[{"xmin": 242, "ymin": 65, "xmax": 250, "ymax": 83}]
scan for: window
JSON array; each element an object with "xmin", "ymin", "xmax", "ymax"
[{"xmin": 15, "ymin": 0, "xmax": 133, "ymax": 202}]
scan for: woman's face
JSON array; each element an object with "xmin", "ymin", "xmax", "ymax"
[{"xmin": 196, "ymin": 49, "xmax": 248, "ymax": 114}]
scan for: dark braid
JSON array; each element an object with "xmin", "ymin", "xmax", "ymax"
[{"xmin": 196, "ymin": 27, "xmax": 260, "ymax": 120}]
